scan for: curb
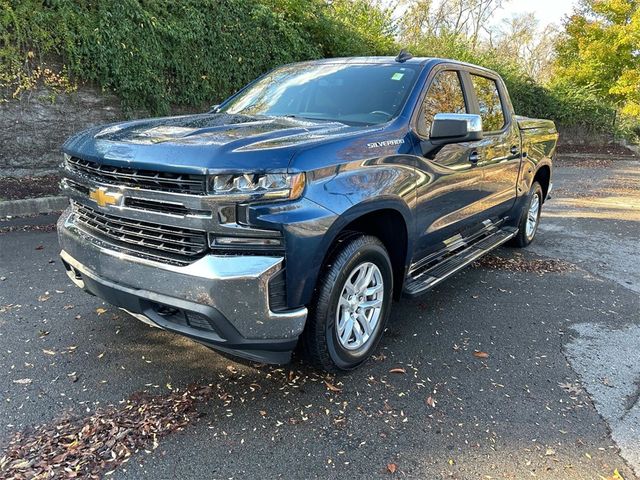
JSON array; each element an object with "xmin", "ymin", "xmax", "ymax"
[
  {"xmin": 0, "ymin": 196, "xmax": 68, "ymax": 218},
  {"xmin": 623, "ymin": 142, "xmax": 640, "ymax": 156}
]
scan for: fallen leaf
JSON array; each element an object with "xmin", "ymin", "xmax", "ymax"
[
  {"xmin": 38, "ymin": 295, "xmax": 50, "ymax": 302},
  {"xmin": 10, "ymin": 460, "xmax": 31, "ymax": 469},
  {"xmin": 545, "ymin": 448, "xmax": 556, "ymax": 456},
  {"xmin": 13, "ymin": 378, "xmax": 32, "ymax": 385},
  {"xmin": 558, "ymin": 381, "xmax": 581, "ymax": 395},
  {"xmin": 473, "ymin": 351, "xmax": 489, "ymax": 359},
  {"xmin": 386, "ymin": 463, "xmax": 397, "ymax": 473},
  {"xmin": 389, "ymin": 367, "xmax": 406, "ymax": 374},
  {"xmin": 96, "ymin": 307, "xmax": 107, "ymax": 315},
  {"xmin": 97, "ymin": 352, "xmax": 105, "ymax": 359},
  {"xmin": 608, "ymin": 468, "xmax": 625, "ymax": 480},
  {"xmin": 426, "ymin": 396, "xmax": 436, "ymax": 408},
  {"xmin": 325, "ymin": 381, "xmax": 342, "ymax": 393},
  {"xmin": 43, "ymin": 349, "xmax": 56, "ymax": 356},
  {"xmin": 35, "ymin": 245, "xmax": 44, "ymax": 250}
]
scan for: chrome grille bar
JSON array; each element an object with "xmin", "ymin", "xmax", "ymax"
[
  {"xmin": 72, "ymin": 202, "xmax": 207, "ymax": 263},
  {"xmin": 67, "ymin": 156, "xmax": 207, "ymax": 195}
]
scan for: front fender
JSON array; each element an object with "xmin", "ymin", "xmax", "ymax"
[{"xmin": 251, "ymin": 159, "xmax": 417, "ymax": 308}]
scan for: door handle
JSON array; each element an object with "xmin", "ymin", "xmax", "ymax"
[
  {"xmin": 469, "ymin": 151, "xmax": 481, "ymax": 164},
  {"xmin": 510, "ymin": 145, "xmax": 519, "ymax": 155}
]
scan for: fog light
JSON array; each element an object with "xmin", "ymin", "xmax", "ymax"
[{"xmin": 212, "ymin": 237, "xmax": 282, "ymax": 247}]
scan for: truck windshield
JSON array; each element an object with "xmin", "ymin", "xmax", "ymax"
[{"xmin": 220, "ymin": 63, "xmax": 419, "ymax": 125}]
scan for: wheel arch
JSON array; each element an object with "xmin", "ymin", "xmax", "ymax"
[
  {"xmin": 314, "ymin": 199, "xmax": 413, "ymax": 300},
  {"xmin": 533, "ymin": 164, "xmax": 552, "ymax": 202}
]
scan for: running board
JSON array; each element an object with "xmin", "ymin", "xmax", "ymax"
[{"xmin": 403, "ymin": 227, "xmax": 518, "ymax": 298}]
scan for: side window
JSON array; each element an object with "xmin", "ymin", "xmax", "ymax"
[
  {"xmin": 470, "ymin": 75, "xmax": 505, "ymax": 132},
  {"xmin": 419, "ymin": 70, "xmax": 467, "ymax": 136}
]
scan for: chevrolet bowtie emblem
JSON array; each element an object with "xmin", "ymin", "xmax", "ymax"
[{"xmin": 89, "ymin": 187, "xmax": 121, "ymax": 207}]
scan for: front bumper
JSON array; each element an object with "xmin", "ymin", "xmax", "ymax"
[{"xmin": 57, "ymin": 208, "xmax": 307, "ymax": 364}]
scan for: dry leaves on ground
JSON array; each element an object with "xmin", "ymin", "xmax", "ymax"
[
  {"xmin": 0, "ymin": 384, "xmax": 212, "ymax": 479},
  {"xmin": 556, "ymin": 158, "xmax": 614, "ymax": 168},
  {"xmin": 473, "ymin": 351, "xmax": 489, "ymax": 359},
  {"xmin": 389, "ymin": 368, "xmax": 406, "ymax": 374},
  {"xmin": 0, "ymin": 223, "xmax": 57, "ymax": 234},
  {"xmin": 558, "ymin": 381, "xmax": 582, "ymax": 396},
  {"xmin": 602, "ymin": 468, "xmax": 626, "ymax": 480},
  {"xmin": 473, "ymin": 253, "xmax": 575, "ymax": 275},
  {"xmin": 12, "ymin": 379, "xmax": 32, "ymax": 385},
  {"xmin": 324, "ymin": 381, "xmax": 342, "ymax": 393}
]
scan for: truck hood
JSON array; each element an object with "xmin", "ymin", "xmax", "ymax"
[{"xmin": 63, "ymin": 113, "xmax": 376, "ymax": 174}]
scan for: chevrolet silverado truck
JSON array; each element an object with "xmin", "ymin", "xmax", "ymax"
[{"xmin": 58, "ymin": 54, "xmax": 557, "ymax": 371}]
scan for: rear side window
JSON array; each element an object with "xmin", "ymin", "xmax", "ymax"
[
  {"xmin": 419, "ymin": 70, "xmax": 467, "ymax": 136},
  {"xmin": 470, "ymin": 75, "xmax": 505, "ymax": 132}
]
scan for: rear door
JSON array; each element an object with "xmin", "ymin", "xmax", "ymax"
[
  {"xmin": 465, "ymin": 71, "xmax": 521, "ymax": 220},
  {"xmin": 412, "ymin": 67, "xmax": 487, "ymax": 259}
]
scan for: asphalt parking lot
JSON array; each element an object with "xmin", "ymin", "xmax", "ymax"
[{"xmin": 1, "ymin": 157, "xmax": 638, "ymax": 479}]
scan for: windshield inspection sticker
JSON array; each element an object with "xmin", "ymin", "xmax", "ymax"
[
  {"xmin": 367, "ymin": 139, "xmax": 405, "ymax": 149},
  {"xmin": 391, "ymin": 72, "xmax": 404, "ymax": 81}
]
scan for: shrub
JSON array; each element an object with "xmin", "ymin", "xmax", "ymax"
[{"xmin": 0, "ymin": 0, "xmax": 394, "ymax": 114}]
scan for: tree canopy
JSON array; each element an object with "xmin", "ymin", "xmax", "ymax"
[
  {"xmin": 555, "ymin": 0, "xmax": 639, "ymax": 117},
  {"xmin": 0, "ymin": 0, "xmax": 638, "ymax": 142}
]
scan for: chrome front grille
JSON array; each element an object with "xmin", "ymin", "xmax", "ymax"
[
  {"xmin": 71, "ymin": 201, "xmax": 208, "ymax": 265},
  {"xmin": 66, "ymin": 156, "xmax": 207, "ymax": 195}
]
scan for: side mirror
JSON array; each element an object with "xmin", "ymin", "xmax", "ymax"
[{"xmin": 430, "ymin": 113, "xmax": 483, "ymax": 143}]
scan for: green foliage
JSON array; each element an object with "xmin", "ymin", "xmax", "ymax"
[
  {"xmin": 0, "ymin": 0, "xmax": 635, "ymax": 141},
  {"xmin": 555, "ymin": 0, "xmax": 639, "ymax": 117},
  {"xmin": 257, "ymin": 0, "xmax": 396, "ymax": 57},
  {"xmin": 0, "ymin": 0, "xmax": 395, "ymax": 113},
  {"xmin": 407, "ymin": 33, "xmax": 627, "ymax": 140}
]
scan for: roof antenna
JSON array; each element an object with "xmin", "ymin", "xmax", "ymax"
[{"xmin": 395, "ymin": 49, "xmax": 413, "ymax": 63}]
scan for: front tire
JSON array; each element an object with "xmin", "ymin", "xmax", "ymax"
[
  {"xmin": 510, "ymin": 181, "xmax": 543, "ymax": 248},
  {"xmin": 303, "ymin": 235, "xmax": 393, "ymax": 372}
]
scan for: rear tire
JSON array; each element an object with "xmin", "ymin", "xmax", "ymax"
[
  {"xmin": 303, "ymin": 235, "xmax": 393, "ymax": 372},
  {"xmin": 509, "ymin": 181, "xmax": 543, "ymax": 248}
]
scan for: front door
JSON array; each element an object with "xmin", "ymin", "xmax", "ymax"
[{"xmin": 413, "ymin": 68, "xmax": 486, "ymax": 260}]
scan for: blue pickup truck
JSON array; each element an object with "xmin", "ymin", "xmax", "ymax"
[{"xmin": 58, "ymin": 54, "xmax": 557, "ymax": 371}]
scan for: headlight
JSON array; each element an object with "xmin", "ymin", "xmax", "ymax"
[{"xmin": 209, "ymin": 172, "xmax": 305, "ymax": 200}]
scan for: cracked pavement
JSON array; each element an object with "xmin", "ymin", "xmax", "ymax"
[{"xmin": 0, "ymin": 156, "xmax": 638, "ymax": 479}]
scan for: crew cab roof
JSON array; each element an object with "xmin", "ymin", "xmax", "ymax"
[
  {"xmin": 297, "ymin": 56, "xmax": 433, "ymax": 66},
  {"xmin": 292, "ymin": 56, "xmax": 500, "ymax": 77}
]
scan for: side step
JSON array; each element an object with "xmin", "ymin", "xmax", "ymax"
[{"xmin": 403, "ymin": 227, "xmax": 518, "ymax": 298}]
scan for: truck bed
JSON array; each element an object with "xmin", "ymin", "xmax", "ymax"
[{"xmin": 516, "ymin": 115, "xmax": 558, "ymax": 162}]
